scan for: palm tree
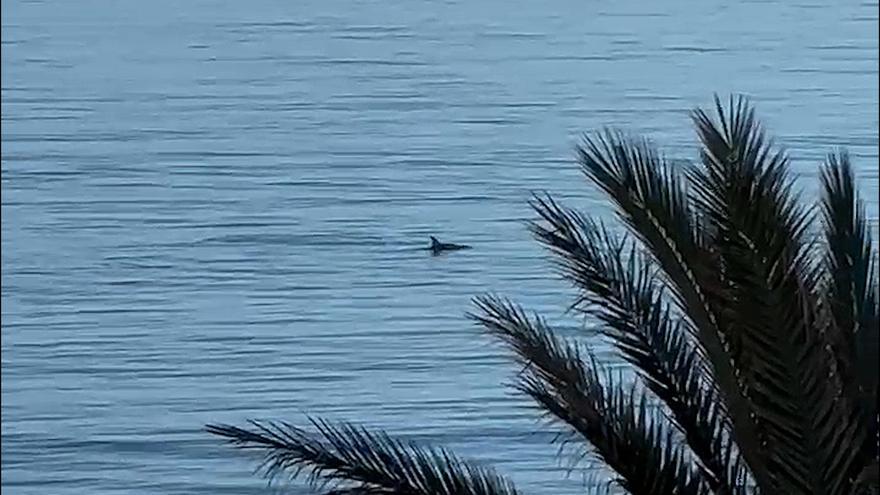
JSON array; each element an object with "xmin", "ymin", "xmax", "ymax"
[{"xmin": 206, "ymin": 96, "xmax": 879, "ymax": 494}]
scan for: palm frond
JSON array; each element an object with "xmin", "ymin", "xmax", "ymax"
[
  {"xmin": 854, "ymin": 459, "xmax": 880, "ymax": 495},
  {"xmin": 529, "ymin": 195, "xmax": 747, "ymax": 494},
  {"xmin": 689, "ymin": 95, "xmax": 860, "ymax": 494},
  {"xmin": 471, "ymin": 296, "xmax": 707, "ymax": 495},
  {"xmin": 820, "ymin": 150, "xmax": 880, "ymax": 484},
  {"xmin": 206, "ymin": 418, "xmax": 521, "ymax": 495},
  {"xmin": 820, "ymin": 151, "xmax": 879, "ymax": 402},
  {"xmin": 575, "ymin": 128, "xmax": 767, "ymax": 487}
]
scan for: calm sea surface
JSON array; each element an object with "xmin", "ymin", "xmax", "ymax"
[{"xmin": 2, "ymin": 0, "xmax": 878, "ymax": 493}]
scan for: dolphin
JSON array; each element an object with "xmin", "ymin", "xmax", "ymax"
[{"xmin": 429, "ymin": 236, "xmax": 471, "ymax": 254}]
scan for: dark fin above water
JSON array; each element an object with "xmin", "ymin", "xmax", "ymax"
[{"xmin": 429, "ymin": 236, "xmax": 471, "ymax": 254}]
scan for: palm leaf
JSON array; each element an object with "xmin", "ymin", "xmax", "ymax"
[
  {"xmin": 206, "ymin": 418, "xmax": 521, "ymax": 495},
  {"xmin": 575, "ymin": 128, "xmax": 768, "ymax": 488},
  {"xmin": 689, "ymin": 95, "xmax": 859, "ymax": 494},
  {"xmin": 471, "ymin": 296, "xmax": 707, "ymax": 495},
  {"xmin": 820, "ymin": 151, "xmax": 879, "ymax": 400},
  {"xmin": 820, "ymin": 150, "xmax": 880, "ymax": 484},
  {"xmin": 529, "ymin": 194, "xmax": 747, "ymax": 494}
]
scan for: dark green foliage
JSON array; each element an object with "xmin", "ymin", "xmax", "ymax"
[
  {"xmin": 207, "ymin": 96, "xmax": 879, "ymax": 495},
  {"xmin": 527, "ymin": 198, "xmax": 743, "ymax": 494},
  {"xmin": 206, "ymin": 419, "xmax": 521, "ymax": 495},
  {"xmin": 472, "ymin": 296, "xmax": 706, "ymax": 495}
]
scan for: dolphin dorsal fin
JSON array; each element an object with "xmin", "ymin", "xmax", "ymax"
[{"xmin": 430, "ymin": 236, "xmax": 440, "ymax": 248}]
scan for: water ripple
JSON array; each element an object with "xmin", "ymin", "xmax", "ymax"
[{"xmin": 2, "ymin": 0, "xmax": 878, "ymax": 493}]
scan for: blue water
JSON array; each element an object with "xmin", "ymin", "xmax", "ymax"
[{"xmin": 2, "ymin": 0, "xmax": 877, "ymax": 493}]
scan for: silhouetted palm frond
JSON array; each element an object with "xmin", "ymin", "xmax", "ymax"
[
  {"xmin": 471, "ymin": 296, "xmax": 707, "ymax": 495},
  {"xmin": 529, "ymin": 195, "xmax": 746, "ymax": 494},
  {"xmin": 688, "ymin": 96, "xmax": 861, "ymax": 494},
  {"xmin": 820, "ymin": 150, "xmax": 880, "ymax": 486},
  {"xmin": 573, "ymin": 127, "xmax": 766, "ymax": 488},
  {"xmin": 820, "ymin": 151, "xmax": 879, "ymax": 401},
  {"xmin": 206, "ymin": 419, "xmax": 522, "ymax": 495}
]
